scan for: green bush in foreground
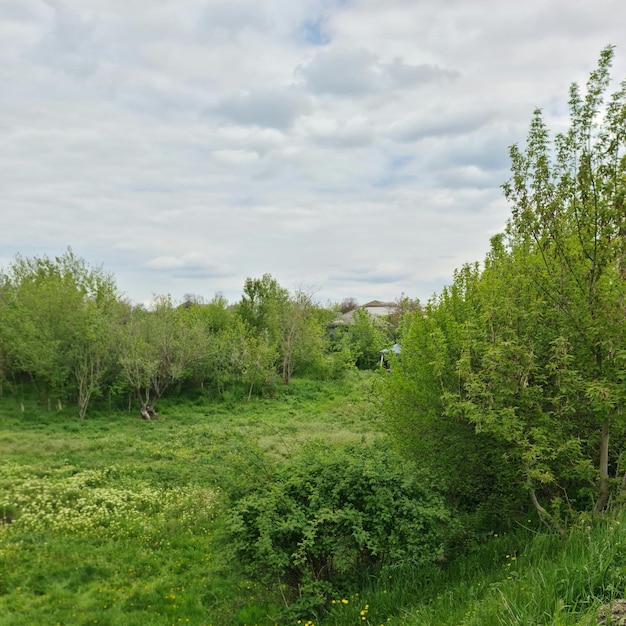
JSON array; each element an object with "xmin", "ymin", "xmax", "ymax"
[{"xmin": 227, "ymin": 440, "xmax": 450, "ymax": 620}]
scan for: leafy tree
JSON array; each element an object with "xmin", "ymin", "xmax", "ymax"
[
  {"xmin": 380, "ymin": 265, "xmax": 524, "ymax": 527},
  {"xmin": 342, "ymin": 308, "xmax": 390, "ymax": 369},
  {"xmin": 237, "ymin": 276, "xmax": 329, "ymax": 385},
  {"xmin": 237, "ymin": 274, "xmax": 289, "ymax": 343},
  {"xmin": 278, "ymin": 290, "xmax": 327, "ymax": 384},
  {"xmin": 381, "ymin": 47, "xmax": 626, "ymax": 529},
  {"xmin": 72, "ymin": 294, "xmax": 123, "ymax": 419},
  {"xmin": 202, "ymin": 294, "xmax": 233, "ymax": 333},
  {"xmin": 0, "ymin": 249, "xmax": 120, "ymax": 417},
  {"xmin": 241, "ymin": 331, "xmax": 279, "ymax": 400},
  {"xmin": 202, "ymin": 316, "xmax": 278, "ymax": 399},
  {"xmin": 499, "ymin": 46, "xmax": 626, "ymax": 514},
  {"xmin": 387, "ymin": 294, "xmax": 422, "ymax": 337},
  {"xmin": 117, "ymin": 296, "xmax": 207, "ymax": 417}
]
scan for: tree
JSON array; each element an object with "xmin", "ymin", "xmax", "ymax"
[
  {"xmin": 338, "ymin": 297, "xmax": 359, "ymax": 314},
  {"xmin": 387, "ymin": 294, "xmax": 422, "ymax": 336},
  {"xmin": 379, "ymin": 264, "xmax": 524, "ymax": 526},
  {"xmin": 71, "ymin": 291, "xmax": 122, "ymax": 419},
  {"xmin": 499, "ymin": 45, "xmax": 626, "ymax": 517},
  {"xmin": 381, "ymin": 47, "xmax": 626, "ymax": 529},
  {"xmin": 0, "ymin": 249, "xmax": 120, "ymax": 417},
  {"xmin": 237, "ymin": 274, "xmax": 289, "ymax": 344},
  {"xmin": 343, "ymin": 308, "xmax": 390, "ymax": 369},
  {"xmin": 117, "ymin": 296, "xmax": 207, "ymax": 417},
  {"xmin": 278, "ymin": 290, "xmax": 326, "ymax": 385}
]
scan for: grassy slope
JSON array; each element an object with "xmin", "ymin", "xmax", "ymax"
[
  {"xmin": 2, "ymin": 373, "xmax": 626, "ymax": 625},
  {"xmin": 322, "ymin": 518, "xmax": 626, "ymax": 626}
]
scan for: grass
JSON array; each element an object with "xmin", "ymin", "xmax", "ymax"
[
  {"xmin": 2, "ymin": 372, "xmax": 626, "ymax": 624},
  {"xmin": 0, "ymin": 373, "xmax": 380, "ymax": 625},
  {"xmin": 321, "ymin": 516, "xmax": 626, "ymax": 626}
]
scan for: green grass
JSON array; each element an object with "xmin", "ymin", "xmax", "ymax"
[
  {"xmin": 2, "ymin": 372, "xmax": 626, "ymax": 625},
  {"xmin": 321, "ymin": 517, "xmax": 626, "ymax": 626},
  {"xmin": 0, "ymin": 373, "xmax": 380, "ymax": 625}
]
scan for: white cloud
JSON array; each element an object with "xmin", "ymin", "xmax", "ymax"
[
  {"xmin": 297, "ymin": 47, "xmax": 380, "ymax": 95},
  {"xmin": 144, "ymin": 253, "xmax": 232, "ymax": 279}
]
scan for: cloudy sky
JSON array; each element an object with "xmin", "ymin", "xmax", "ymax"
[{"xmin": 2, "ymin": 0, "xmax": 625, "ymax": 306}]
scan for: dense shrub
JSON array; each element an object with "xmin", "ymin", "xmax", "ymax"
[{"xmin": 227, "ymin": 440, "xmax": 450, "ymax": 618}]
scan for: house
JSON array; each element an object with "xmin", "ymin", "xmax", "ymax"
[
  {"xmin": 332, "ymin": 300, "xmax": 397, "ymax": 325},
  {"xmin": 362, "ymin": 300, "xmax": 396, "ymax": 317}
]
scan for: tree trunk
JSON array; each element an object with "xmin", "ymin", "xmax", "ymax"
[
  {"xmin": 595, "ymin": 419, "xmax": 610, "ymax": 513},
  {"xmin": 526, "ymin": 465, "xmax": 564, "ymax": 535},
  {"xmin": 140, "ymin": 404, "xmax": 157, "ymax": 420}
]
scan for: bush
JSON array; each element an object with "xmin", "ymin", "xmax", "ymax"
[{"xmin": 227, "ymin": 440, "xmax": 450, "ymax": 618}]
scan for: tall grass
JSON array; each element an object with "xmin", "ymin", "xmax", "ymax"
[{"xmin": 323, "ymin": 517, "xmax": 626, "ymax": 625}]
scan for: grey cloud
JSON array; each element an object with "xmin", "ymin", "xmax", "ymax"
[
  {"xmin": 445, "ymin": 132, "xmax": 516, "ymax": 172},
  {"xmin": 144, "ymin": 253, "xmax": 233, "ymax": 280},
  {"xmin": 435, "ymin": 166, "xmax": 500, "ymax": 191},
  {"xmin": 2, "ymin": 0, "xmax": 622, "ymax": 309},
  {"xmin": 330, "ymin": 264, "xmax": 410, "ymax": 284},
  {"xmin": 304, "ymin": 116, "xmax": 375, "ymax": 147},
  {"xmin": 385, "ymin": 58, "xmax": 460, "ymax": 87},
  {"xmin": 212, "ymin": 88, "xmax": 310, "ymax": 129},
  {"xmin": 0, "ymin": 1, "xmax": 48, "ymax": 22},
  {"xmin": 415, "ymin": 127, "xmax": 519, "ymax": 188},
  {"xmin": 391, "ymin": 109, "xmax": 494, "ymax": 142},
  {"xmin": 198, "ymin": 1, "xmax": 271, "ymax": 39},
  {"xmin": 298, "ymin": 47, "xmax": 379, "ymax": 95},
  {"xmin": 298, "ymin": 47, "xmax": 459, "ymax": 96},
  {"xmin": 35, "ymin": 0, "xmax": 102, "ymax": 78}
]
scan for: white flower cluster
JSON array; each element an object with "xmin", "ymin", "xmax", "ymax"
[{"xmin": 0, "ymin": 464, "xmax": 215, "ymax": 539}]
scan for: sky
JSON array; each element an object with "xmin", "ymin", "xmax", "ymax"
[{"xmin": 2, "ymin": 0, "xmax": 625, "ymax": 307}]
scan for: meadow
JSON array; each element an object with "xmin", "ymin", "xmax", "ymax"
[
  {"xmin": 0, "ymin": 374, "xmax": 381, "ymax": 625},
  {"xmin": 2, "ymin": 373, "xmax": 626, "ymax": 625}
]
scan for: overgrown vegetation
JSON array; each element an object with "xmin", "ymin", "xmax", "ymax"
[
  {"xmin": 0, "ymin": 258, "xmax": 397, "ymax": 420},
  {"xmin": 0, "ymin": 375, "xmax": 380, "ymax": 625},
  {"xmin": 4, "ymin": 376, "xmax": 626, "ymax": 625}
]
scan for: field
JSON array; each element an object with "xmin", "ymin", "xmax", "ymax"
[
  {"xmin": 2, "ymin": 373, "xmax": 626, "ymax": 626},
  {"xmin": 0, "ymin": 374, "xmax": 381, "ymax": 625}
]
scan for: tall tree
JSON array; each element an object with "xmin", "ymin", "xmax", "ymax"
[
  {"xmin": 278, "ymin": 290, "xmax": 326, "ymax": 385},
  {"xmin": 500, "ymin": 45, "xmax": 626, "ymax": 515},
  {"xmin": 381, "ymin": 47, "xmax": 626, "ymax": 529},
  {"xmin": 237, "ymin": 274, "xmax": 289, "ymax": 345}
]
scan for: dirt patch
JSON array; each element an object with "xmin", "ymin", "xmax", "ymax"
[{"xmin": 597, "ymin": 600, "xmax": 626, "ymax": 624}]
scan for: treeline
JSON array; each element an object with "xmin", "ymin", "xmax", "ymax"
[
  {"xmin": 380, "ymin": 46, "xmax": 626, "ymax": 531},
  {"xmin": 0, "ymin": 254, "xmax": 410, "ymax": 418}
]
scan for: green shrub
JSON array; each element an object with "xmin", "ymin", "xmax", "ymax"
[{"xmin": 227, "ymin": 440, "xmax": 450, "ymax": 619}]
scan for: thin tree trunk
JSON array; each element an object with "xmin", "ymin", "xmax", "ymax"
[
  {"xmin": 595, "ymin": 419, "xmax": 610, "ymax": 513},
  {"xmin": 526, "ymin": 465, "xmax": 564, "ymax": 535}
]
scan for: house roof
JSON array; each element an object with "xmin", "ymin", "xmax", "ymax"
[{"xmin": 363, "ymin": 300, "xmax": 395, "ymax": 308}]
